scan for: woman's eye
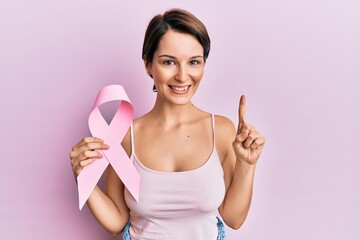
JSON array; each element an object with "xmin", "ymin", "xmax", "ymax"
[
  {"xmin": 190, "ymin": 60, "xmax": 200, "ymax": 65},
  {"xmin": 163, "ymin": 60, "xmax": 175, "ymax": 66}
]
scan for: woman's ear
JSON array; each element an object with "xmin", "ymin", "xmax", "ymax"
[{"xmin": 143, "ymin": 56, "xmax": 152, "ymax": 78}]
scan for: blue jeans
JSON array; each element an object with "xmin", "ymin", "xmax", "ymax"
[{"xmin": 122, "ymin": 217, "xmax": 226, "ymax": 240}]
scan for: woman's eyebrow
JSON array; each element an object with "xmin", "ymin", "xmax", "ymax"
[
  {"xmin": 158, "ymin": 54, "xmax": 176, "ymax": 59},
  {"xmin": 158, "ymin": 54, "xmax": 204, "ymax": 59},
  {"xmin": 190, "ymin": 55, "xmax": 204, "ymax": 59}
]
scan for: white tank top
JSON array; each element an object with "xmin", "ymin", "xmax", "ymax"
[{"xmin": 124, "ymin": 114, "xmax": 225, "ymax": 240}]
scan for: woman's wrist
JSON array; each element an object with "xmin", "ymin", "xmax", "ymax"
[{"xmin": 235, "ymin": 158, "xmax": 256, "ymax": 174}]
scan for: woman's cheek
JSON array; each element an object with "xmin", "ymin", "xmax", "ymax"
[{"xmin": 193, "ymin": 69, "xmax": 204, "ymax": 82}]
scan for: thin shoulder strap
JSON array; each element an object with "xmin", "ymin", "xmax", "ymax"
[
  {"xmin": 211, "ymin": 114, "xmax": 216, "ymax": 145},
  {"xmin": 130, "ymin": 122, "xmax": 135, "ymax": 158}
]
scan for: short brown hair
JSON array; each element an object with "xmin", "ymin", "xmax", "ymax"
[{"xmin": 142, "ymin": 8, "xmax": 211, "ymax": 65}]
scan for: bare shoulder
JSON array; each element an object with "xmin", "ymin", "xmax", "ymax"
[
  {"xmin": 213, "ymin": 115, "xmax": 236, "ymax": 164},
  {"xmin": 214, "ymin": 115, "xmax": 237, "ymax": 140},
  {"xmin": 121, "ymin": 116, "xmax": 146, "ymax": 157},
  {"xmin": 121, "ymin": 127, "xmax": 132, "ymax": 157}
]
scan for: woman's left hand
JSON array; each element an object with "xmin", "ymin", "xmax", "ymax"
[{"xmin": 232, "ymin": 95, "xmax": 265, "ymax": 165}]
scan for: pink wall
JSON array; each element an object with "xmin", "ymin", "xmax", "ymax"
[{"xmin": 1, "ymin": 0, "xmax": 359, "ymax": 239}]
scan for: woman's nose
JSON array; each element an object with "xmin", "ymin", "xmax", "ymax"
[{"xmin": 174, "ymin": 65, "xmax": 187, "ymax": 82}]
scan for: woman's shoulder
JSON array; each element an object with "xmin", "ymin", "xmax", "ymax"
[
  {"xmin": 214, "ymin": 114, "xmax": 236, "ymax": 135},
  {"xmin": 121, "ymin": 127, "xmax": 132, "ymax": 157},
  {"xmin": 213, "ymin": 114, "xmax": 237, "ymax": 152},
  {"xmin": 212, "ymin": 114, "xmax": 236, "ymax": 164},
  {"xmin": 132, "ymin": 112, "xmax": 152, "ymax": 126},
  {"xmin": 121, "ymin": 114, "xmax": 149, "ymax": 154}
]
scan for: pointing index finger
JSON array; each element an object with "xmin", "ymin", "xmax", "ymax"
[{"xmin": 238, "ymin": 95, "xmax": 246, "ymax": 129}]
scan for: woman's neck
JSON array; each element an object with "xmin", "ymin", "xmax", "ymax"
[{"xmin": 148, "ymin": 98, "xmax": 199, "ymax": 128}]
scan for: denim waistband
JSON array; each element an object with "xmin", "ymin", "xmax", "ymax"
[{"xmin": 122, "ymin": 217, "xmax": 226, "ymax": 240}]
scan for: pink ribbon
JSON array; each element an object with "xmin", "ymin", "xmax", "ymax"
[{"xmin": 77, "ymin": 85, "xmax": 140, "ymax": 210}]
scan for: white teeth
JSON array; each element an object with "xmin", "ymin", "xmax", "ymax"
[{"xmin": 171, "ymin": 86, "xmax": 190, "ymax": 92}]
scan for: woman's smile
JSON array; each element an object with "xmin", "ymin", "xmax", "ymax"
[{"xmin": 168, "ymin": 85, "xmax": 191, "ymax": 94}]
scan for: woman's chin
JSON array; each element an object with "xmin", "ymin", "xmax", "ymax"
[{"xmin": 162, "ymin": 94, "xmax": 193, "ymax": 106}]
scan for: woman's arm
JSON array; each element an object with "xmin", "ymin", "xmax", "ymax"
[
  {"xmin": 216, "ymin": 96, "xmax": 265, "ymax": 229},
  {"xmin": 70, "ymin": 131, "xmax": 132, "ymax": 235},
  {"xmin": 86, "ymin": 178, "xmax": 129, "ymax": 236}
]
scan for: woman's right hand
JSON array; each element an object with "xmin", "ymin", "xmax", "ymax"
[{"xmin": 70, "ymin": 137, "xmax": 109, "ymax": 177}]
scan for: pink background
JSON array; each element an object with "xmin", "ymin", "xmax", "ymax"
[{"xmin": 1, "ymin": 0, "xmax": 359, "ymax": 239}]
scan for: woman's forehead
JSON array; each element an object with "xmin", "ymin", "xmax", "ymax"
[{"xmin": 155, "ymin": 30, "xmax": 203, "ymax": 57}]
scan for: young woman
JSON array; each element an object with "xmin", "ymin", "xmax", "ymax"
[{"xmin": 70, "ymin": 8, "xmax": 265, "ymax": 240}]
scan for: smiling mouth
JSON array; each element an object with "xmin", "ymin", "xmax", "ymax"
[{"xmin": 169, "ymin": 85, "xmax": 191, "ymax": 93}]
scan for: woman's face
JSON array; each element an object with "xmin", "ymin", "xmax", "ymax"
[{"xmin": 146, "ymin": 30, "xmax": 205, "ymax": 106}]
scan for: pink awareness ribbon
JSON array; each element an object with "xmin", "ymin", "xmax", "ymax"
[{"xmin": 77, "ymin": 84, "xmax": 140, "ymax": 210}]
